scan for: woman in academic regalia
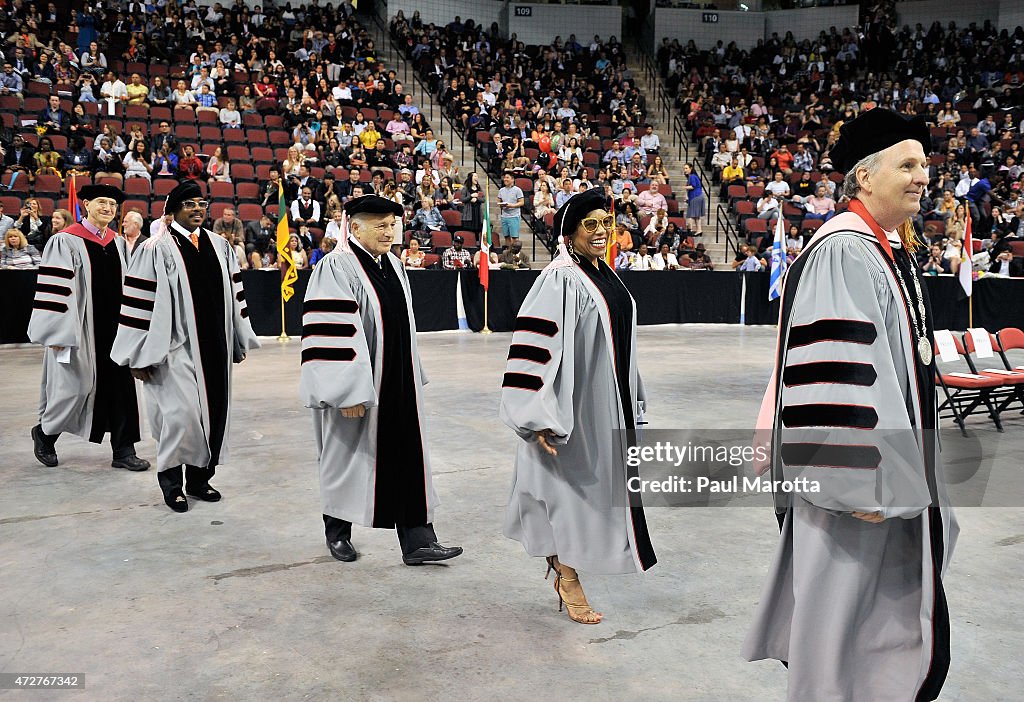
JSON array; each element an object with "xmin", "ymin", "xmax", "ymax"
[{"xmin": 500, "ymin": 188, "xmax": 657, "ymax": 625}]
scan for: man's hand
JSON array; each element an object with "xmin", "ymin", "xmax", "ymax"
[
  {"xmin": 535, "ymin": 429, "xmax": 559, "ymax": 456},
  {"xmin": 130, "ymin": 367, "xmax": 153, "ymax": 381},
  {"xmin": 340, "ymin": 405, "xmax": 365, "ymax": 418},
  {"xmin": 50, "ymin": 345, "xmax": 65, "ymax": 352},
  {"xmin": 851, "ymin": 511, "xmax": 886, "ymax": 524}
]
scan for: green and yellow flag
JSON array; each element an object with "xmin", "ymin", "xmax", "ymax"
[{"xmin": 277, "ymin": 183, "xmax": 298, "ymax": 302}]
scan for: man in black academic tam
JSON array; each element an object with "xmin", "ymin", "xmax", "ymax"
[
  {"xmin": 78, "ymin": 183, "xmax": 126, "ymax": 205},
  {"xmin": 301, "ymin": 192, "xmax": 464, "ymax": 567},
  {"xmin": 342, "ymin": 193, "xmax": 405, "ymax": 218},
  {"xmin": 829, "ymin": 108, "xmax": 931, "ymax": 174},
  {"xmin": 164, "ymin": 180, "xmax": 204, "ymax": 214},
  {"xmin": 743, "ymin": 105, "xmax": 956, "ymax": 702}
]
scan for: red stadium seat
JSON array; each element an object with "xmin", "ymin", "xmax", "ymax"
[
  {"xmin": 35, "ymin": 197, "xmax": 55, "ymax": 216},
  {"xmin": 236, "ymin": 182, "xmax": 260, "ymax": 200},
  {"xmin": 210, "ymin": 202, "xmax": 229, "ymax": 221},
  {"xmin": 209, "ymin": 181, "xmax": 235, "ymax": 201},
  {"xmin": 251, "ymin": 147, "xmax": 274, "ymax": 164},
  {"xmin": 200, "ymin": 126, "xmax": 222, "ymax": 142},
  {"xmin": 224, "ymin": 129, "xmax": 246, "ymax": 143},
  {"xmin": 173, "ymin": 106, "xmax": 196, "ymax": 123},
  {"xmin": 237, "ymin": 204, "xmax": 265, "ymax": 222},
  {"xmin": 246, "ymin": 129, "xmax": 269, "ymax": 145},
  {"xmin": 150, "ymin": 107, "xmax": 172, "ymax": 123},
  {"xmin": 441, "ymin": 210, "xmax": 461, "ymax": 229},
  {"xmin": 227, "ymin": 145, "xmax": 250, "ymax": 162},
  {"xmin": 232, "ymin": 164, "xmax": 256, "ymax": 183},
  {"xmin": 150, "ymin": 200, "xmax": 165, "ymax": 218},
  {"xmin": 197, "ymin": 110, "xmax": 219, "ymax": 124},
  {"xmin": 34, "ymin": 174, "xmax": 62, "ymax": 196},
  {"xmin": 153, "ymin": 179, "xmax": 178, "ymax": 197},
  {"xmin": 125, "ymin": 178, "xmax": 152, "ymax": 196}
]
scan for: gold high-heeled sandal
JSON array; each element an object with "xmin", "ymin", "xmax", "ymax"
[{"xmin": 545, "ymin": 556, "xmax": 602, "ymax": 625}]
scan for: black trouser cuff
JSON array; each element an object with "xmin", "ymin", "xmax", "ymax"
[{"xmin": 323, "ymin": 514, "xmax": 352, "ymax": 543}]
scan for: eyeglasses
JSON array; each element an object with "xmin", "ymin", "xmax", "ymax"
[
  {"xmin": 579, "ymin": 215, "xmax": 615, "ymax": 234},
  {"xmin": 181, "ymin": 200, "xmax": 210, "ymax": 210}
]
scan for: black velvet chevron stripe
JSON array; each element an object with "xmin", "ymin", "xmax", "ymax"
[
  {"xmin": 781, "ymin": 442, "xmax": 882, "ymax": 470},
  {"xmin": 124, "ymin": 276, "xmax": 158, "ymax": 293},
  {"xmin": 782, "ymin": 404, "xmax": 878, "ymax": 429},
  {"xmin": 38, "ymin": 265, "xmax": 74, "ymax": 279},
  {"xmin": 502, "ymin": 372, "xmax": 544, "ymax": 391},
  {"xmin": 303, "ymin": 299, "xmax": 359, "ymax": 314},
  {"xmin": 514, "ymin": 316, "xmax": 558, "ymax": 337},
  {"xmin": 235, "ymin": 290, "xmax": 245, "ymax": 302},
  {"xmin": 33, "ymin": 299, "xmax": 68, "ymax": 313},
  {"xmin": 783, "ymin": 361, "xmax": 878, "ymax": 387},
  {"xmin": 240, "ymin": 307, "xmax": 248, "ymax": 318},
  {"xmin": 302, "ymin": 323, "xmax": 357, "ymax": 339},
  {"xmin": 232, "ymin": 272, "xmax": 242, "ymax": 283},
  {"xmin": 507, "ymin": 344, "xmax": 552, "ymax": 364},
  {"xmin": 35, "ymin": 282, "xmax": 71, "ymax": 297},
  {"xmin": 301, "ymin": 347, "xmax": 356, "ymax": 363},
  {"xmin": 788, "ymin": 319, "xmax": 876, "ymax": 348},
  {"xmin": 119, "ymin": 314, "xmax": 150, "ymax": 331},
  {"xmin": 121, "ymin": 295, "xmax": 155, "ymax": 312}
]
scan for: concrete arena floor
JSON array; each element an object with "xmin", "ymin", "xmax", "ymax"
[{"xmin": 1, "ymin": 326, "xmax": 1022, "ymax": 702}]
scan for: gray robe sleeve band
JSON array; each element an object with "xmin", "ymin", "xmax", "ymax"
[
  {"xmin": 299, "ymin": 252, "xmax": 377, "ymax": 410},
  {"xmin": 778, "ymin": 235, "xmax": 933, "ymax": 519},
  {"xmin": 28, "ymin": 234, "xmax": 82, "ymax": 349},
  {"xmin": 499, "ymin": 267, "xmax": 578, "ymax": 444}
]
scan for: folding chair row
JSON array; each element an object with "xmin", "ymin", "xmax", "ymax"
[{"xmin": 933, "ymin": 327, "xmax": 1024, "ymax": 436}]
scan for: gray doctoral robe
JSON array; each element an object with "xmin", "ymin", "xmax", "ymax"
[
  {"xmin": 109, "ymin": 225, "xmax": 260, "ymax": 472},
  {"xmin": 499, "ymin": 250, "xmax": 655, "ymax": 575},
  {"xmin": 298, "ymin": 247, "xmax": 438, "ymax": 526},
  {"xmin": 28, "ymin": 230, "xmax": 139, "ymax": 439},
  {"xmin": 742, "ymin": 212, "xmax": 958, "ymax": 702}
]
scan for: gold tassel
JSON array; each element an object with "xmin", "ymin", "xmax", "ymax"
[{"xmin": 898, "ymin": 218, "xmax": 923, "ymax": 253}]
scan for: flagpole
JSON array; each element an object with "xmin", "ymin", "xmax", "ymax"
[
  {"xmin": 481, "ymin": 175, "xmax": 492, "ymax": 335},
  {"xmin": 278, "ymin": 292, "xmax": 289, "ymax": 342}
]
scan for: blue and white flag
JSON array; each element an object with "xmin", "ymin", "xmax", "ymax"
[{"xmin": 768, "ymin": 214, "xmax": 788, "ymax": 302}]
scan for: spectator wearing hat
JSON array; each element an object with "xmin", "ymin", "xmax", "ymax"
[
  {"xmin": 29, "ymin": 183, "xmax": 149, "ymax": 473},
  {"xmin": 300, "ymin": 194, "xmax": 463, "ymax": 566},
  {"xmin": 442, "ymin": 234, "xmax": 473, "ymax": 269},
  {"xmin": 111, "ymin": 180, "xmax": 259, "ymax": 512}
]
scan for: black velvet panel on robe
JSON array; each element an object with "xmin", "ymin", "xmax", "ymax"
[
  {"xmin": 171, "ymin": 229, "xmax": 229, "ymax": 467},
  {"xmin": 83, "ymin": 237, "xmax": 140, "ymax": 445},
  {"xmin": 575, "ymin": 258, "xmax": 657, "ymax": 571},
  {"xmin": 352, "ymin": 245, "xmax": 428, "ymax": 529}
]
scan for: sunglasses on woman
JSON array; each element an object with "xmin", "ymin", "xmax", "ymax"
[{"xmin": 579, "ymin": 215, "xmax": 615, "ymax": 234}]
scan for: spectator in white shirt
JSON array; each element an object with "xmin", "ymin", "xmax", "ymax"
[
  {"xmin": 651, "ymin": 243, "xmax": 680, "ymax": 270},
  {"xmin": 632, "ymin": 243, "xmax": 655, "ymax": 270},
  {"xmin": 290, "ymin": 186, "xmax": 322, "ymax": 226},
  {"xmin": 765, "ymin": 171, "xmax": 791, "ymax": 199},
  {"xmin": 639, "ymin": 125, "xmax": 660, "ymax": 154},
  {"xmin": 99, "ymin": 71, "xmax": 127, "ymax": 103},
  {"xmin": 756, "ymin": 192, "xmax": 781, "ymax": 224}
]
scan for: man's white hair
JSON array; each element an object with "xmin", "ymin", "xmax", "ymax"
[
  {"xmin": 841, "ymin": 150, "xmax": 885, "ymax": 200},
  {"xmin": 123, "ymin": 210, "xmax": 144, "ymax": 227}
]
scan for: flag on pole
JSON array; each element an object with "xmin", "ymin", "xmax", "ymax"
[
  {"xmin": 479, "ymin": 183, "xmax": 491, "ymax": 290},
  {"xmin": 66, "ymin": 172, "xmax": 81, "ymax": 222},
  {"xmin": 768, "ymin": 214, "xmax": 787, "ymax": 301},
  {"xmin": 959, "ymin": 203, "xmax": 973, "ymax": 297},
  {"xmin": 277, "ymin": 183, "xmax": 298, "ymax": 302}
]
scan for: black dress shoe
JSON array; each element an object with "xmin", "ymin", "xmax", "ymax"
[
  {"xmin": 185, "ymin": 484, "xmax": 222, "ymax": 502},
  {"xmin": 31, "ymin": 425, "xmax": 58, "ymax": 467},
  {"xmin": 112, "ymin": 455, "xmax": 150, "ymax": 471},
  {"xmin": 328, "ymin": 538, "xmax": 357, "ymax": 562},
  {"xmin": 403, "ymin": 542, "xmax": 463, "ymax": 565},
  {"xmin": 163, "ymin": 489, "xmax": 189, "ymax": 513}
]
